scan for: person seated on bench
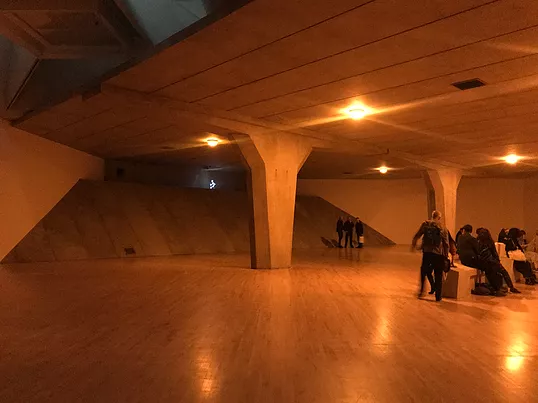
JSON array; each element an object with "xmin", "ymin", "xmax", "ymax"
[
  {"xmin": 457, "ymin": 224, "xmax": 480, "ymax": 268},
  {"xmin": 504, "ymin": 228, "xmax": 537, "ymax": 285},
  {"xmin": 517, "ymin": 229, "xmax": 537, "ymax": 270},
  {"xmin": 525, "ymin": 230, "xmax": 538, "ymax": 269},
  {"xmin": 477, "ymin": 228, "xmax": 521, "ymax": 294},
  {"xmin": 519, "ymin": 230, "xmax": 529, "ymax": 249},
  {"xmin": 455, "ymin": 227, "xmax": 464, "ymax": 245},
  {"xmin": 498, "ymin": 228, "xmax": 509, "ymax": 244}
]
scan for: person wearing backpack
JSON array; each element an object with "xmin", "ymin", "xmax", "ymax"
[{"xmin": 411, "ymin": 210, "xmax": 449, "ymax": 302}]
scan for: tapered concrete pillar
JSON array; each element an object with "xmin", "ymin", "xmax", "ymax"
[
  {"xmin": 426, "ymin": 169, "xmax": 462, "ymax": 236},
  {"xmin": 235, "ymin": 132, "xmax": 311, "ymax": 269}
]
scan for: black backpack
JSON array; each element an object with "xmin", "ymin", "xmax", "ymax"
[{"xmin": 423, "ymin": 222, "xmax": 442, "ymax": 247}]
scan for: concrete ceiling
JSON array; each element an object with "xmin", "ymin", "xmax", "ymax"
[{"xmin": 12, "ymin": 0, "xmax": 538, "ymax": 179}]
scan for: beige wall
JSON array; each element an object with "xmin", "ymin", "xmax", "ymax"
[
  {"xmin": 0, "ymin": 122, "xmax": 103, "ymax": 260},
  {"xmin": 299, "ymin": 176, "xmax": 538, "ymax": 245},
  {"xmin": 456, "ymin": 177, "xmax": 525, "ymax": 236},
  {"xmin": 298, "ymin": 179, "xmax": 428, "ymax": 244},
  {"xmin": 524, "ymin": 176, "xmax": 538, "ymax": 236}
]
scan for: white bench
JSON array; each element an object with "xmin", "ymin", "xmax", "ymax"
[
  {"xmin": 442, "ymin": 263, "xmax": 480, "ymax": 300},
  {"xmin": 442, "ymin": 243, "xmax": 524, "ymax": 299}
]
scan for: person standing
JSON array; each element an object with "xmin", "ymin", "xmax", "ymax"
[
  {"xmin": 343, "ymin": 217, "xmax": 354, "ymax": 248},
  {"xmin": 336, "ymin": 216, "xmax": 344, "ymax": 248},
  {"xmin": 355, "ymin": 218, "xmax": 364, "ymax": 248},
  {"xmin": 411, "ymin": 210, "xmax": 449, "ymax": 302}
]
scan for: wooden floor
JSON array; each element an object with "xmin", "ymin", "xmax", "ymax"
[{"xmin": 1, "ymin": 247, "xmax": 537, "ymax": 402}]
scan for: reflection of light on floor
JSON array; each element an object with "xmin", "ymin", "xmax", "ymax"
[
  {"xmin": 372, "ymin": 301, "xmax": 392, "ymax": 354},
  {"xmin": 196, "ymin": 353, "xmax": 218, "ymax": 398},
  {"xmin": 201, "ymin": 378, "xmax": 215, "ymax": 396},
  {"xmin": 376, "ymin": 317, "xmax": 391, "ymax": 343},
  {"xmin": 505, "ymin": 355, "xmax": 524, "ymax": 372},
  {"xmin": 505, "ymin": 337, "xmax": 526, "ymax": 373}
]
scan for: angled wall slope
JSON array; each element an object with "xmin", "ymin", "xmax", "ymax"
[
  {"xmin": 0, "ymin": 123, "xmax": 104, "ymax": 261},
  {"xmin": 3, "ymin": 180, "xmax": 394, "ymax": 263}
]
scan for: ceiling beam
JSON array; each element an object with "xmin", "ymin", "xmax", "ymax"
[
  {"xmin": 100, "ymin": 84, "xmax": 466, "ymax": 171},
  {"xmin": 101, "ymin": 84, "xmax": 351, "ymax": 146}
]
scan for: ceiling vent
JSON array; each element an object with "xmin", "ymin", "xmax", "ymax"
[
  {"xmin": 0, "ymin": 0, "xmax": 139, "ymax": 59},
  {"xmin": 451, "ymin": 78, "xmax": 486, "ymax": 91}
]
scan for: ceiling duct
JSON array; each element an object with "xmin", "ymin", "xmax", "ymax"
[{"xmin": 0, "ymin": 0, "xmax": 141, "ymax": 59}]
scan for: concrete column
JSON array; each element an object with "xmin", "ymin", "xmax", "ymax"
[
  {"xmin": 235, "ymin": 132, "xmax": 311, "ymax": 269},
  {"xmin": 426, "ymin": 169, "xmax": 462, "ymax": 236}
]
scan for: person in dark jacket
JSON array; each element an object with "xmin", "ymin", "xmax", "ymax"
[
  {"xmin": 336, "ymin": 217, "xmax": 344, "ymax": 248},
  {"xmin": 504, "ymin": 228, "xmax": 537, "ymax": 285},
  {"xmin": 355, "ymin": 218, "xmax": 364, "ymax": 248},
  {"xmin": 457, "ymin": 225, "xmax": 480, "ymax": 269},
  {"xmin": 455, "ymin": 227, "xmax": 465, "ymax": 246},
  {"xmin": 519, "ymin": 230, "xmax": 529, "ymax": 250},
  {"xmin": 343, "ymin": 217, "xmax": 354, "ymax": 248},
  {"xmin": 477, "ymin": 229, "xmax": 520, "ymax": 294},
  {"xmin": 448, "ymin": 231, "xmax": 457, "ymax": 261},
  {"xmin": 412, "ymin": 210, "xmax": 449, "ymax": 302},
  {"xmin": 498, "ymin": 228, "xmax": 509, "ymax": 244},
  {"xmin": 455, "ymin": 227, "xmax": 464, "ymax": 244}
]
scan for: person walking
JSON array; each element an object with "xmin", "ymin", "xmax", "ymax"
[
  {"xmin": 343, "ymin": 217, "xmax": 354, "ymax": 248},
  {"xmin": 336, "ymin": 216, "xmax": 344, "ymax": 248},
  {"xmin": 411, "ymin": 210, "xmax": 449, "ymax": 302},
  {"xmin": 355, "ymin": 218, "xmax": 364, "ymax": 248}
]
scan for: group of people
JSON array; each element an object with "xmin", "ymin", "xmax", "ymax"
[
  {"xmin": 411, "ymin": 210, "xmax": 538, "ymax": 302},
  {"xmin": 497, "ymin": 228, "xmax": 538, "ymax": 269},
  {"xmin": 456, "ymin": 225, "xmax": 526, "ymax": 296},
  {"xmin": 336, "ymin": 216, "xmax": 364, "ymax": 248},
  {"xmin": 473, "ymin": 227, "xmax": 537, "ymax": 286}
]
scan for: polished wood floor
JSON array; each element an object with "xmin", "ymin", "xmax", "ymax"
[{"xmin": 1, "ymin": 247, "xmax": 537, "ymax": 402}]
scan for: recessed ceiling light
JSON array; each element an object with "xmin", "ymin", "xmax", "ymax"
[
  {"xmin": 347, "ymin": 107, "xmax": 366, "ymax": 120},
  {"xmin": 378, "ymin": 166, "xmax": 389, "ymax": 174},
  {"xmin": 503, "ymin": 154, "xmax": 521, "ymax": 165},
  {"xmin": 342, "ymin": 104, "xmax": 370, "ymax": 120},
  {"xmin": 344, "ymin": 106, "xmax": 367, "ymax": 120},
  {"xmin": 206, "ymin": 138, "xmax": 220, "ymax": 147}
]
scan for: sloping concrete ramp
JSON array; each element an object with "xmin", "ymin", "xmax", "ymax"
[{"xmin": 3, "ymin": 181, "xmax": 394, "ymax": 263}]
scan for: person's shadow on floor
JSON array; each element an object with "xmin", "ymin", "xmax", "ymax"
[{"xmin": 321, "ymin": 237, "xmax": 339, "ymax": 248}]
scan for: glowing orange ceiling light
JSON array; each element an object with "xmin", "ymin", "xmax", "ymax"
[
  {"xmin": 378, "ymin": 166, "xmax": 389, "ymax": 174},
  {"xmin": 206, "ymin": 138, "xmax": 220, "ymax": 147},
  {"xmin": 342, "ymin": 104, "xmax": 370, "ymax": 120},
  {"xmin": 503, "ymin": 154, "xmax": 521, "ymax": 164},
  {"xmin": 347, "ymin": 107, "xmax": 366, "ymax": 120}
]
